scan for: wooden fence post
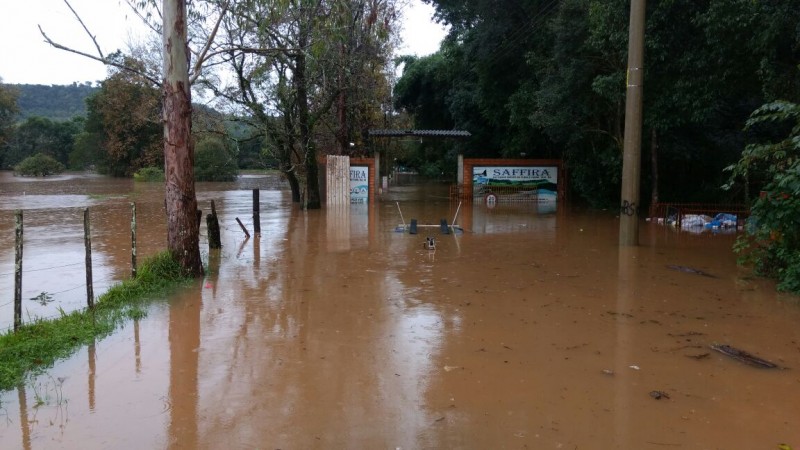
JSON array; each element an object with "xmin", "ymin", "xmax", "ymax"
[
  {"xmin": 84, "ymin": 208, "xmax": 94, "ymax": 309},
  {"xmin": 131, "ymin": 202, "xmax": 137, "ymax": 278},
  {"xmin": 14, "ymin": 210, "xmax": 23, "ymax": 332},
  {"xmin": 253, "ymin": 189, "xmax": 261, "ymax": 236},
  {"xmin": 207, "ymin": 200, "xmax": 221, "ymax": 249}
]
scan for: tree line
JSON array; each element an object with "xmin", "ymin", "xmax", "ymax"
[
  {"xmin": 2, "ymin": 0, "xmax": 401, "ymax": 197},
  {"xmin": 2, "ymin": 0, "xmax": 402, "ymax": 276},
  {"xmin": 394, "ymin": 0, "xmax": 800, "ymax": 207},
  {"xmin": 14, "ymin": 82, "xmax": 97, "ymax": 121},
  {"xmin": 0, "ymin": 75, "xmax": 240, "ymax": 179},
  {"xmin": 391, "ymin": 0, "xmax": 800, "ymax": 292},
  {"xmin": 3, "ymin": 0, "xmax": 798, "ymax": 290}
]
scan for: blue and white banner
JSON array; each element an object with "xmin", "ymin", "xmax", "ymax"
[{"xmin": 350, "ymin": 166, "xmax": 368, "ymax": 204}]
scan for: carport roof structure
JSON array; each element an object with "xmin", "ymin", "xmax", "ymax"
[{"xmin": 368, "ymin": 129, "xmax": 471, "ymax": 138}]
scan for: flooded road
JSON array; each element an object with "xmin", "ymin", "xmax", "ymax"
[{"xmin": 1, "ymin": 173, "xmax": 799, "ymax": 449}]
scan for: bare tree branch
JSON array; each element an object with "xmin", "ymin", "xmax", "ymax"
[
  {"xmin": 39, "ymin": 25, "xmax": 162, "ymax": 86},
  {"xmin": 123, "ymin": 0, "xmax": 163, "ymax": 35},
  {"xmin": 61, "ymin": 0, "xmax": 104, "ymax": 58},
  {"xmin": 189, "ymin": 0, "xmax": 230, "ymax": 84}
]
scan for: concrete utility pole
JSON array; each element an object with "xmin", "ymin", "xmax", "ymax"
[{"xmin": 619, "ymin": 0, "xmax": 647, "ymax": 246}]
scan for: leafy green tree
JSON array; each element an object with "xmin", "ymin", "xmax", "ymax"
[
  {"xmin": 2, "ymin": 116, "xmax": 82, "ymax": 168},
  {"xmin": 13, "ymin": 82, "xmax": 98, "ymax": 120},
  {"xmin": 194, "ymin": 136, "xmax": 237, "ymax": 181},
  {"xmin": 0, "ymin": 79, "xmax": 19, "ymax": 161},
  {"xmin": 14, "ymin": 153, "xmax": 66, "ymax": 176},
  {"xmin": 85, "ymin": 66, "xmax": 163, "ymax": 176},
  {"xmin": 133, "ymin": 166, "xmax": 166, "ymax": 182},
  {"xmin": 205, "ymin": 0, "xmax": 399, "ymax": 207},
  {"xmin": 394, "ymin": 54, "xmax": 455, "ymax": 131},
  {"xmin": 401, "ymin": 0, "xmax": 800, "ymax": 206},
  {"xmin": 69, "ymin": 130, "xmax": 104, "ymax": 170},
  {"xmin": 726, "ymin": 100, "xmax": 800, "ymax": 292}
]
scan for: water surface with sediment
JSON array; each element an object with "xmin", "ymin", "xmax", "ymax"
[{"xmin": 1, "ymin": 172, "xmax": 798, "ymax": 449}]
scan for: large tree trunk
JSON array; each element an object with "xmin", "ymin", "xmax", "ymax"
[
  {"xmin": 163, "ymin": 0, "xmax": 203, "ymax": 276},
  {"xmin": 337, "ymin": 43, "xmax": 348, "ymax": 155},
  {"xmin": 296, "ymin": 30, "xmax": 321, "ymax": 209}
]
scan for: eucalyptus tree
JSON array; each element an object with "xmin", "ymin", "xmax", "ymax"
[{"xmin": 40, "ymin": 0, "xmax": 229, "ymax": 276}]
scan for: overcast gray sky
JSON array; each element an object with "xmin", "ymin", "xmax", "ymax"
[{"xmin": 0, "ymin": 0, "xmax": 447, "ymax": 85}]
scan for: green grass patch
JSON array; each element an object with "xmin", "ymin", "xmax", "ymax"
[
  {"xmin": 133, "ymin": 166, "xmax": 165, "ymax": 182},
  {"xmin": 0, "ymin": 251, "xmax": 192, "ymax": 391}
]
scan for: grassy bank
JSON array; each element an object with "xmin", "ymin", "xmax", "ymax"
[{"xmin": 0, "ymin": 252, "xmax": 192, "ymax": 391}]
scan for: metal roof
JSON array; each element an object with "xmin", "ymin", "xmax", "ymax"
[{"xmin": 368, "ymin": 129, "xmax": 471, "ymax": 138}]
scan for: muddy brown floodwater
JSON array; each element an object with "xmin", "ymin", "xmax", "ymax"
[{"xmin": 1, "ymin": 172, "xmax": 799, "ymax": 449}]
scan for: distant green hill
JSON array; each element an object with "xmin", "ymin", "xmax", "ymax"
[{"xmin": 12, "ymin": 83, "xmax": 98, "ymax": 121}]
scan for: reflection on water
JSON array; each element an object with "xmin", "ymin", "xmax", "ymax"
[{"xmin": 1, "ymin": 173, "xmax": 799, "ymax": 448}]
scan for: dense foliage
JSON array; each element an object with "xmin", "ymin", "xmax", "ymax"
[
  {"xmin": 133, "ymin": 166, "xmax": 165, "ymax": 182},
  {"xmin": 396, "ymin": 0, "xmax": 800, "ymax": 207},
  {"xmin": 12, "ymin": 82, "xmax": 97, "ymax": 120},
  {"xmin": 202, "ymin": 0, "xmax": 400, "ymax": 206},
  {"xmin": 194, "ymin": 136, "xmax": 238, "ymax": 181},
  {"xmin": 78, "ymin": 67, "xmax": 163, "ymax": 176},
  {"xmin": 1, "ymin": 116, "xmax": 83, "ymax": 168},
  {"xmin": 0, "ymin": 80, "xmax": 18, "ymax": 150},
  {"xmin": 13, "ymin": 153, "xmax": 65, "ymax": 176},
  {"xmin": 727, "ymin": 101, "xmax": 800, "ymax": 293}
]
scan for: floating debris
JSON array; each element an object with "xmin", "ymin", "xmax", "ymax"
[
  {"xmin": 649, "ymin": 390, "xmax": 670, "ymax": 400},
  {"xmin": 29, "ymin": 291, "xmax": 54, "ymax": 306},
  {"xmin": 710, "ymin": 344, "xmax": 781, "ymax": 369},
  {"xmin": 667, "ymin": 264, "xmax": 717, "ymax": 278}
]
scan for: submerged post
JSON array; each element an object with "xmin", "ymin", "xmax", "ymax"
[
  {"xmin": 253, "ymin": 189, "xmax": 261, "ymax": 236},
  {"xmin": 207, "ymin": 200, "xmax": 221, "ymax": 249},
  {"xmin": 619, "ymin": 0, "xmax": 647, "ymax": 246},
  {"xmin": 84, "ymin": 208, "xmax": 94, "ymax": 309},
  {"xmin": 131, "ymin": 202, "xmax": 137, "ymax": 278},
  {"xmin": 14, "ymin": 210, "xmax": 23, "ymax": 332}
]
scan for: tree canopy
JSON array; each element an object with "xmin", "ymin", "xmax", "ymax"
[
  {"xmin": 395, "ymin": 0, "xmax": 800, "ymax": 206},
  {"xmin": 0, "ymin": 79, "xmax": 18, "ymax": 151},
  {"xmin": 12, "ymin": 83, "xmax": 97, "ymax": 121}
]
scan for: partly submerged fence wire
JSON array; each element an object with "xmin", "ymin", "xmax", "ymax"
[{"xmin": 0, "ymin": 261, "xmax": 84, "ymax": 278}]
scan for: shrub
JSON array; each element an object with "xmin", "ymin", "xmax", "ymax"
[
  {"xmin": 726, "ymin": 101, "xmax": 800, "ymax": 293},
  {"xmin": 13, "ymin": 153, "xmax": 65, "ymax": 176},
  {"xmin": 133, "ymin": 166, "xmax": 165, "ymax": 182},
  {"xmin": 194, "ymin": 136, "xmax": 238, "ymax": 181}
]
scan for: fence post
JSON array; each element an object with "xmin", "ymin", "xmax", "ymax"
[
  {"xmin": 253, "ymin": 189, "xmax": 261, "ymax": 236},
  {"xmin": 131, "ymin": 202, "xmax": 137, "ymax": 278},
  {"xmin": 84, "ymin": 208, "xmax": 94, "ymax": 309},
  {"xmin": 207, "ymin": 200, "xmax": 221, "ymax": 249},
  {"xmin": 14, "ymin": 210, "xmax": 23, "ymax": 332}
]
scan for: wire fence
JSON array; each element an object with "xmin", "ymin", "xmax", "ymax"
[
  {"xmin": 450, "ymin": 184, "xmax": 544, "ymax": 203},
  {"xmin": 2, "ymin": 189, "xmax": 269, "ymax": 332},
  {"xmin": 0, "ymin": 202, "xmax": 148, "ymax": 333},
  {"xmin": 649, "ymin": 202, "xmax": 750, "ymax": 233}
]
